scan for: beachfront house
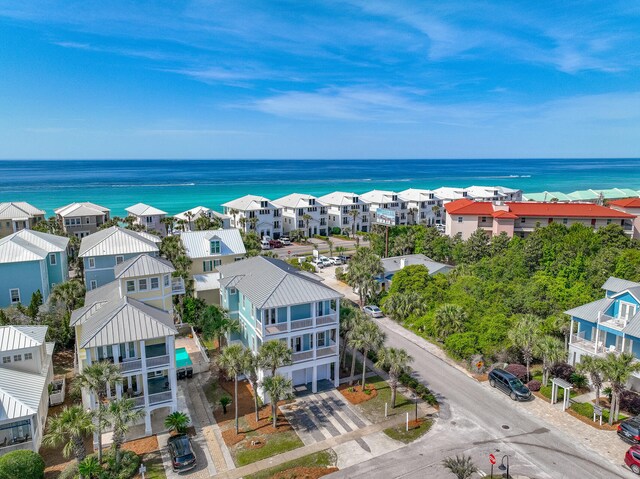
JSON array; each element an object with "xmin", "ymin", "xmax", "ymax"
[
  {"xmin": 609, "ymin": 198, "xmax": 640, "ymax": 239},
  {"xmin": 79, "ymin": 226, "xmax": 160, "ymax": 290},
  {"xmin": 566, "ymin": 278, "xmax": 640, "ymax": 391},
  {"xmin": 71, "ymin": 254, "xmax": 182, "ymax": 437},
  {"xmin": 444, "ymin": 199, "xmax": 635, "ymax": 240},
  {"xmin": 0, "ymin": 230, "xmax": 69, "ymax": 308},
  {"xmin": 55, "ymin": 202, "xmax": 111, "ymax": 238},
  {"xmin": 399, "ymin": 189, "xmax": 443, "ymax": 226},
  {"xmin": 523, "ymin": 188, "xmax": 640, "ymax": 203},
  {"xmin": 125, "ymin": 203, "xmax": 168, "ymax": 236},
  {"xmin": 218, "ymin": 256, "xmax": 342, "ymax": 397},
  {"xmin": 360, "ymin": 190, "xmax": 409, "ymax": 226},
  {"xmin": 0, "ymin": 202, "xmax": 46, "ymax": 239},
  {"xmin": 376, "ymin": 254, "xmax": 452, "ymax": 291},
  {"xmin": 222, "ymin": 195, "xmax": 282, "ymax": 239},
  {"xmin": 318, "ymin": 191, "xmax": 370, "ymax": 235},
  {"xmin": 0, "ymin": 325, "xmax": 54, "ymax": 456},
  {"xmin": 180, "ymin": 229, "xmax": 246, "ymax": 305},
  {"xmin": 273, "ymin": 193, "xmax": 329, "ymax": 238},
  {"xmin": 174, "ymin": 206, "xmax": 231, "ymax": 232},
  {"xmin": 464, "ymin": 186, "xmax": 523, "ymax": 202}
]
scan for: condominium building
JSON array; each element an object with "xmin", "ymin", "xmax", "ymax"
[
  {"xmin": 360, "ymin": 190, "xmax": 409, "ymax": 226},
  {"xmin": 55, "ymin": 202, "xmax": 111, "ymax": 238},
  {"xmin": 399, "ymin": 189, "xmax": 443, "ymax": 225},
  {"xmin": 273, "ymin": 193, "xmax": 329, "ymax": 237},
  {"xmin": 125, "ymin": 203, "xmax": 168, "ymax": 236},
  {"xmin": 609, "ymin": 198, "xmax": 640, "ymax": 239},
  {"xmin": 464, "ymin": 186, "xmax": 523, "ymax": 202},
  {"xmin": 317, "ymin": 191, "xmax": 370, "ymax": 235},
  {"xmin": 218, "ymin": 256, "xmax": 342, "ymax": 396},
  {"xmin": 222, "ymin": 195, "xmax": 282, "ymax": 239},
  {"xmin": 0, "ymin": 202, "xmax": 46, "ymax": 239}
]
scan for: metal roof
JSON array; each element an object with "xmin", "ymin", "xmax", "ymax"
[
  {"xmin": 114, "ymin": 254, "xmax": 175, "ymax": 279},
  {"xmin": 180, "ymin": 229, "xmax": 245, "ymax": 259},
  {"xmin": 381, "ymin": 254, "xmax": 452, "ymax": 276},
  {"xmin": 125, "ymin": 203, "xmax": 167, "ymax": 216},
  {"xmin": 317, "ymin": 191, "xmax": 364, "ymax": 206},
  {"xmin": 71, "ymin": 281, "xmax": 121, "ymax": 326},
  {"xmin": 0, "ymin": 202, "xmax": 45, "ymax": 220},
  {"xmin": 217, "ymin": 256, "xmax": 342, "ymax": 309},
  {"xmin": 193, "ymin": 272, "xmax": 221, "ymax": 292},
  {"xmin": 522, "ymin": 191, "xmax": 574, "ymax": 202},
  {"xmin": 79, "ymin": 226, "xmax": 160, "ymax": 257},
  {"xmin": 0, "ymin": 367, "xmax": 48, "ymax": 420},
  {"xmin": 0, "ymin": 230, "xmax": 69, "ymax": 264},
  {"xmin": 273, "ymin": 193, "xmax": 324, "ymax": 209},
  {"xmin": 222, "ymin": 195, "xmax": 276, "ymax": 211},
  {"xmin": 565, "ymin": 298, "xmax": 614, "ymax": 323},
  {"xmin": 601, "ymin": 277, "xmax": 640, "ymax": 293},
  {"xmin": 623, "ymin": 311, "xmax": 640, "ymax": 338},
  {"xmin": 54, "ymin": 202, "xmax": 110, "ymax": 217},
  {"xmin": 0, "ymin": 325, "xmax": 47, "ymax": 351},
  {"xmin": 360, "ymin": 190, "xmax": 399, "ymax": 204},
  {"xmin": 398, "ymin": 188, "xmax": 435, "ymax": 202}
]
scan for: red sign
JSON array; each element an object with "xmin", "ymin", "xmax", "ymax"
[{"xmin": 489, "ymin": 454, "xmax": 496, "ymax": 465}]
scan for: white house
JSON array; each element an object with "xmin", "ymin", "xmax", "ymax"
[
  {"xmin": 0, "ymin": 325, "xmax": 54, "ymax": 456},
  {"xmin": 399, "ymin": 189, "xmax": 443, "ymax": 226},
  {"xmin": 175, "ymin": 206, "xmax": 231, "ymax": 231},
  {"xmin": 125, "ymin": 203, "xmax": 168, "ymax": 236},
  {"xmin": 55, "ymin": 202, "xmax": 111, "ymax": 238},
  {"xmin": 317, "ymin": 191, "xmax": 370, "ymax": 235},
  {"xmin": 464, "ymin": 186, "xmax": 523, "ymax": 202},
  {"xmin": 222, "ymin": 195, "xmax": 283, "ymax": 239},
  {"xmin": 360, "ymin": 190, "xmax": 409, "ymax": 226},
  {"xmin": 273, "ymin": 193, "xmax": 329, "ymax": 237}
]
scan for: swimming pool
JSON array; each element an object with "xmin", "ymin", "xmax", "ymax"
[{"xmin": 176, "ymin": 347, "xmax": 193, "ymax": 369}]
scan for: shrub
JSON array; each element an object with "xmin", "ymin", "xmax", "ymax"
[
  {"xmin": 59, "ymin": 462, "xmax": 78, "ymax": 479},
  {"xmin": 569, "ymin": 372, "xmax": 588, "ymax": 389},
  {"xmin": 331, "ymin": 227, "xmax": 341, "ymax": 235},
  {"xmin": 0, "ymin": 450, "xmax": 45, "ymax": 479},
  {"xmin": 398, "ymin": 372, "xmax": 438, "ymax": 406},
  {"xmin": 550, "ymin": 362, "xmax": 574, "ymax": 381},
  {"xmin": 106, "ymin": 449, "xmax": 140, "ymax": 479},
  {"xmin": 526, "ymin": 380, "xmax": 541, "ymax": 392},
  {"xmin": 335, "ymin": 267, "xmax": 345, "ymax": 281},
  {"xmin": 504, "ymin": 364, "xmax": 528, "ymax": 381},
  {"xmin": 444, "ymin": 332, "xmax": 480, "ymax": 360},
  {"xmin": 620, "ymin": 390, "xmax": 640, "ymax": 416}
]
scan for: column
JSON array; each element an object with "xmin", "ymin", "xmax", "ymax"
[
  {"xmin": 569, "ymin": 320, "xmax": 574, "ymax": 341},
  {"xmin": 112, "ymin": 344, "xmax": 122, "ymax": 399},
  {"xmin": 140, "ymin": 339, "xmax": 150, "ymax": 435},
  {"xmin": 144, "ymin": 411, "xmax": 152, "ymax": 436},
  {"xmin": 333, "ymin": 361, "xmax": 339, "ymax": 388},
  {"xmin": 312, "ymin": 365, "xmax": 318, "ymax": 393},
  {"xmin": 312, "ymin": 302, "xmax": 317, "ymax": 327},
  {"xmin": 287, "ymin": 306, "xmax": 291, "ymax": 332},
  {"xmin": 167, "ymin": 336, "xmax": 178, "ymax": 412}
]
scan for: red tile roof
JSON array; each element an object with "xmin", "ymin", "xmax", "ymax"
[
  {"xmin": 609, "ymin": 198, "xmax": 640, "ymax": 208},
  {"xmin": 444, "ymin": 199, "xmax": 493, "ymax": 215}
]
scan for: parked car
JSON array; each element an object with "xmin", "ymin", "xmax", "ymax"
[
  {"xmin": 338, "ymin": 255, "xmax": 351, "ymax": 263},
  {"xmin": 270, "ymin": 239, "xmax": 283, "ymax": 248},
  {"xmin": 619, "ymin": 417, "xmax": 640, "ymax": 444},
  {"xmin": 260, "ymin": 239, "xmax": 271, "ymax": 250},
  {"xmin": 319, "ymin": 256, "xmax": 332, "ymax": 267},
  {"xmin": 168, "ymin": 434, "xmax": 197, "ymax": 472},
  {"xmin": 625, "ymin": 445, "xmax": 640, "ymax": 474},
  {"xmin": 312, "ymin": 258, "xmax": 325, "ymax": 269},
  {"xmin": 488, "ymin": 368, "xmax": 532, "ymax": 401},
  {"xmin": 330, "ymin": 256, "xmax": 343, "ymax": 265},
  {"xmin": 363, "ymin": 305, "xmax": 384, "ymax": 318},
  {"xmin": 436, "ymin": 224, "xmax": 445, "ymax": 233},
  {"xmin": 280, "ymin": 237, "xmax": 291, "ymax": 245}
]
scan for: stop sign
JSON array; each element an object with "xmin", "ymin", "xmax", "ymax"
[{"xmin": 489, "ymin": 454, "xmax": 496, "ymax": 465}]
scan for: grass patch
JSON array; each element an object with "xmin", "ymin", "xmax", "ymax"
[
  {"xmin": 244, "ymin": 450, "xmax": 336, "ymax": 479},
  {"xmin": 570, "ymin": 402, "xmax": 626, "ymax": 423},
  {"xmin": 539, "ymin": 385, "xmax": 578, "ymax": 401},
  {"xmin": 347, "ymin": 375, "xmax": 416, "ymax": 423},
  {"xmin": 140, "ymin": 452, "xmax": 166, "ymax": 479},
  {"xmin": 384, "ymin": 418, "xmax": 433, "ymax": 443},
  {"xmin": 235, "ymin": 430, "xmax": 304, "ymax": 467}
]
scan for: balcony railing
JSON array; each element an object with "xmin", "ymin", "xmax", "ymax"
[
  {"xmin": 599, "ymin": 312, "xmax": 627, "ymax": 330},
  {"xmin": 131, "ymin": 396, "xmax": 146, "ymax": 408},
  {"xmin": 291, "ymin": 318, "xmax": 313, "ymax": 331},
  {"xmin": 120, "ymin": 359, "xmax": 142, "ymax": 373},
  {"xmin": 265, "ymin": 323, "xmax": 288, "ymax": 335},
  {"xmin": 292, "ymin": 350, "xmax": 314, "ymax": 362},
  {"xmin": 316, "ymin": 345, "xmax": 337, "ymax": 358},
  {"xmin": 149, "ymin": 391, "xmax": 173, "ymax": 405},
  {"xmin": 147, "ymin": 354, "xmax": 170, "ymax": 368},
  {"xmin": 316, "ymin": 315, "xmax": 337, "ymax": 326},
  {"xmin": 0, "ymin": 440, "xmax": 33, "ymax": 453},
  {"xmin": 172, "ymin": 278, "xmax": 186, "ymax": 295}
]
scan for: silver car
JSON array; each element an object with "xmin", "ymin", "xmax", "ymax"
[{"xmin": 363, "ymin": 305, "xmax": 384, "ymax": 318}]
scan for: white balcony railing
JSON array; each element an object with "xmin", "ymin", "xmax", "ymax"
[
  {"xmin": 0, "ymin": 441, "xmax": 33, "ymax": 454},
  {"xmin": 316, "ymin": 315, "xmax": 337, "ymax": 326},
  {"xmin": 291, "ymin": 318, "xmax": 313, "ymax": 331},
  {"xmin": 599, "ymin": 312, "xmax": 627, "ymax": 330},
  {"xmin": 149, "ymin": 391, "xmax": 173, "ymax": 405},
  {"xmin": 172, "ymin": 278, "xmax": 186, "ymax": 295},
  {"xmin": 265, "ymin": 323, "xmax": 288, "ymax": 335},
  {"xmin": 292, "ymin": 350, "xmax": 314, "ymax": 362},
  {"xmin": 120, "ymin": 359, "xmax": 142, "ymax": 373},
  {"xmin": 147, "ymin": 354, "xmax": 170, "ymax": 368},
  {"xmin": 316, "ymin": 345, "xmax": 337, "ymax": 358},
  {"xmin": 131, "ymin": 396, "xmax": 146, "ymax": 408}
]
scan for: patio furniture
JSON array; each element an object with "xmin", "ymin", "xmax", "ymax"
[
  {"xmin": 177, "ymin": 369, "xmax": 186, "ymax": 380},
  {"xmin": 186, "ymin": 367, "xmax": 193, "ymax": 378}
]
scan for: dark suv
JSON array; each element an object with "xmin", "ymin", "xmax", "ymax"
[
  {"xmin": 488, "ymin": 368, "xmax": 532, "ymax": 401},
  {"xmin": 618, "ymin": 416, "xmax": 640, "ymax": 444},
  {"xmin": 168, "ymin": 434, "xmax": 197, "ymax": 472}
]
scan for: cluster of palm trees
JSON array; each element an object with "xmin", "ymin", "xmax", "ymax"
[
  {"xmin": 44, "ymin": 362, "xmax": 143, "ymax": 476},
  {"xmin": 217, "ymin": 340, "xmax": 294, "ymax": 433},
  {"xmin": 346, "ymin": 247, "xmax": 384, "ymax": 306}
]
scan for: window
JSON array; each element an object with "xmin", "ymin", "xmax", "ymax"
[
  {"xmin": 49, "ymin": 253, "xmax": 57, "ymax": 265},
  {"xmin": 13, "ymin": 354, "xmax": 21, "ymax": 362},
  {"xmin": 115, "ymin": 256, "xmax": 124, "ymax": 265},
  {"xmin": 457, "ymin": 217, "xmax": 463, "ymax": 223},
  {"xmin": 260, "ymin": 200, "xmax": 268, "ymax": 208},
  {"xmin": 203, "ymin": 260, "xmax": 213, "ymax": 272},
  {"xmin": 138, "ymin": 279, "xmax": 147, "ymax": 291},
  {"xmin": 230, "ymin": 287, "xmax": 237, "ymax": 295},
  {"xmin": 146, "ymin": 216, "xmax": 153, "ymax": 224},
  {"xmin": 620, "ymin": 302, "xmax": 637, "ymax": 320},
  {"xmin": 520, "ymin": 217, "xmax": 526, "ymax": 223},
  {"xmin": 213, "ymin": 259, "xmax": 222, "ymax": 267},
  {"xmin": 126, "ymin": 280, "xmax": 135, "ymax": 292},
  {"xmin": 2, "ymin": 356, "xmax": 10, "ymax": 364},
  {"xmin": 10, "ymin": 289, "xmax": 20, "ymax": 304},
  {"xmin": 481, "ymin": 217, "xmax": 487, "ymax": 222},
  {"xmin": 164, "ymin": 274, "xmax": 170, "ymax": 287},
  {"xmin": 607, "ymin": 219, "xmax": 612, "ymax": 225},
  {"xmin": 317, "ymin": 332, "xmax": 326, "ymax": 347},
  {"xmin": 24, "ymin": 353, "xmax": 32, "ymax": 360},
  {"xmin": 90, "ymin": 280, "xmax": 97, "ymax": 290},
  {"xmin": 210, "ymin": 240, "xmax": 221, "ymax": 254},
  {"xmin": 150, "ymin": 277, "xmax": 159, "ymax": 290},
  {"xmin": 562, "ymin": 218, "xmax": 568, "ymax": 224},
  {"xmin": 88, "ymin": 257, "xmax": 95, "ymax": 268}
]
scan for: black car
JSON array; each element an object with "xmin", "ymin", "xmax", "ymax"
[
  {"xmin": 168, "ymin": 434, "xmax": 197, "ymax": 472},
  {"xmin": 618, "ymin": 416, "xmax": 640, "ymax": 443},
  {"xmin": 488, "ymin": 368, "xmax": 532, "ymax": 401}
]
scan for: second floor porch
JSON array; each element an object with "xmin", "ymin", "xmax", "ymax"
[{"xmin": 84, "ymin": 338, "xmax": 174, "ymax": 374}]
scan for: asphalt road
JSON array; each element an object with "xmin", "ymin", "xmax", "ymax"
[{"xmin": 329, "ymin": 317, "xmax": 634, "ymax": 479}]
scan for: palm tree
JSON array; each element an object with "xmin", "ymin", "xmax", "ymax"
[
  {"xmin": 262, "ymin": 374, "xmax": 293, "ymax": 428},
  {"xmin": 43, "ymin": 405, "xmax": 95, "ymax": 462},
  {"xmin": 433, "ymin": 304, "xmax": 468, "ymax": 342},
  {"xmin": 73, "ymin": 361, "xmax": 123, "ymax": 463},
  {"xmin": 346, "ymin": 247, "xmax": 383, "ymax": 306},
  {"xmin": 249, "ymin": 216, "xmax": 258, "ymax": 231},
  {"xmin": 78, "ymin": 456, "xmax": 102, "ymax": 479},
  {"xmin": 348, "ymin": 319, "xmax": 385, "ymax": 388},
  {"xmin": 348, "ymin": 209, "xmax": 360, "ymax": 237},
  {"xmin": 602, "ymin": 352, "xmax": 640, "ymax": 424},
  {"xmin": 184, "ymin": 211, "xmax": 195, "ymax": 231},
  {"xmin": 164, "ymin": 411, "xmax": 191, "ymax": 434},
  {"xmin": 217, "ymin": 344, "xmax": 245, "ymax": 434},
  {"xmin": 258, "ymin": 340, "xmax": 293, "ymax": 376},
  {"xmin": 408, "ymin": 207, "xmax": 418, "ymax": 225},
  {"xmin": 200, "ymin": 305, "xmax": 239, "ymax": 351},
  {"xmin": 336, "ymin": 246, "xmax": 346, "ymax": 259},
  {"xmin": 161, "ymin": 216, "xmax": 175, "ymax": 235},
  {"xmin": 340, "ymin": 310, "xmax": 363, "ymax": 369},
  {"xmin": 239, "ymin": 217, "xmax": 247, "ymax": 231},
  {"xmin": 50, "ymin": 280, "xmax": 86, "ymax": 314},
  {"xmin": 229, "ymin": 208, "xmax": 240, "ymax": 228},
  {"xmin": 376, "ymin": 347, "xmax": 413, "ymax": 408},
  {"xmin": 242, "ymin": 349, "xmax": 261, "ymax": 422},
  {"xmin": 383, "ymin": 292, "xmax": 427, "ymax": 322},
  {"xmin": 302, "ymin": 213, "xmax": 312, "ymax": 240},
  {"xmin": 576, "ymin": 355, "xmax": 605, "ymax": 407},
  {"xmin": 442, "ymin": 455, "xmax": 477, "ymax": 479},
  {"xmin": 177, "ymin": 219, "xmax": 187, "ymax": 232},
  {"xmin": 508, "ymin": 314, "xmax": 542, "ymax": 382},
  {"xmin": 534, "ymin": 335, "xmax": 565, "ymax": 386},
  {"xmin": 108, "ymin": 398, "xmax": 144, "ymax": 470},
  {"xmin": 326, "ymin": 238, "xmax": 334, "ymax": 257}
]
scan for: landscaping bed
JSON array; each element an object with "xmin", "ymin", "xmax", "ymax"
[
  {"xmin": 338, "ymin": 383, "xmax": 378, "ymax": 404},
  {"xmin": 383, "ymin": 417, "xmax": 433, "ymax": 443},
  {"xmin": 244, "ymin": 450, "xmax": 338, "ymax": 479},
  {"xmin": 568, "ymin": 402, "xmax": 626, "ymax": 430},
  {"xmin": 340, "ymin": 376, "xmax": 417, "ymax": 423}
]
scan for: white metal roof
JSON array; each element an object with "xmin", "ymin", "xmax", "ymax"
[
  {"xmin": 180, "ymin": 229, "xmax": 246, "ymax": 258},
  {"xmin": 433, "ymin": 187, "xmax": 466, "ymax": 201},
  {"xmin": 125, "ymin": 203, "xmax": 167, "ymax": 216},
  {"xmin": 79, "ymin": 226, "xmax": 160, "ymax": 257},
  {"xmin": 399, "ymin": 189, "xmax": 435, "ymax": 202},
  {"xmin": 193, "ymin": 272, "xmax": 221, "ymax": 292},
  {"xmin": 317, "ymin": 191, "xmax": 363, "ymax": 206},
  {"xmin": 0, "ymin": 368, "xmax": 48, "ymax": 420},
  {"xmin": 114, "ymin": 254, "xmax": 175, "ymax": 279},
  {"xmin": 360, "ymin": 190, "xmax": 399, "ymax": 204},
  {"xmin": 0, "ymin": 202, "xmax": 45, "ymax": 220},
  {"xmin": 54, "ymin": 202, "xmax": 110, "ymax": 217},
  {"xmin": 222, "ymin": 195, "xmax": 276, "ymax": 211},
  {"xmin": 381, "ymin": 254, "xmax": 452, "ymax": 276},
  {"xmin": 273, "ymin": 193, "xmax": 324, "ymax": 209},
  {"xmin": 0, "ymin": 230, "xmax": 69, "ymax": 264},
  {"xmin": 0, "ymin": 325, "xmax": 47, "ymax": 351}
]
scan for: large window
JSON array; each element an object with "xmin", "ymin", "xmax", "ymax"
[
  {"xmin": 203, "ymin": 260, "xmax": 213, "ymax": 272},
  {"xmin": 150, "ymin": 277, "xmax": 159, "ymax": 290},
  {"xmin": 126, "ymin": 280, "xmax": 135, "ymax": 293},
  {"xmin": 9, "ymin": 289, "xmax": 20, "ymax": 304},
  {"xmin": 210, "ymin": 240, "xmax": 221, "ymax": 254},
  {"xmin": 88, "ymin": 257, "xmax": 95, "ymax": 268},
  {"xmin": 138, "ymin": 279, "xmax": 148, "ymax": 291}
]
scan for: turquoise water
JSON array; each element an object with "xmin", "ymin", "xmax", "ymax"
[
  {"xmin": 0, "ymin": 159, "xmax": 639, "ymax": 217},
  {"xmin": 175, "ymin": 347, "xmax": 192, "ymax": 369}
]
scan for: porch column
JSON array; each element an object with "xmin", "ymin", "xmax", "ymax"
[
  {"xmin": 594, "ymin": 326, "xmax": 600, "ymax": 354},
  {"xmin": 29, "ymin": 415, "xmax": 36, "ymax": 452},
  {"xmin": 569, "ymin": 320, "xmax": 574, "ymax": 341},
  {"xmin": 333, "ymin": 361, "xmax": 339, "ymax": 388},
  {"xmin": 287, "ymin": 306, "xmax": 291, "ymax": 332},
  {"xmin": 140, "ymin": 339, "xmax": 151, "ymax": 435},
  {"xmin": 144, "ymin": 411, "xmax": 152, "ymax": 436},
  {"xmin": 113, "ymin": 344, "xmax": 122, "ymax": 399},
  {"xmin": 168, "ymin": 336, "xmax": 178, "ymax": 412},
  {"xmin": 622, "ymin": 335, "xmax": 627, "ymax": 353},
  {"xmin": 312, "ymin": 303, "xmax": 317, "ymax": 328},
  {"xmin": 312, "ymin": 365, "xmax": 318, "ymax": 393}
]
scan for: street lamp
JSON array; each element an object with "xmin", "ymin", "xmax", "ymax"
[
  {"xmin": 413, "ymin": 392, "xmax": 418, "ymax": 423},
  {"xmin": 498, "ymin": 455, "xmax": 510, "ymax": 478}
]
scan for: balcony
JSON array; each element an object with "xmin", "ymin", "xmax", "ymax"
[
  {"xmin": 570, "ymin": 332, "xmax": 623, "ymax": 357},
  {"xmin": 147, "ymin": 354, "xmax": 170, "ymax": 369},
  {"xmin": 120, "ymin": 359, "xmax": 142, "ymax": 373},
  {"xmin": 292, "ymin": 350, "xmax": 314, "ymax": 362},
  {"xmin": 316, "ymin": 344, "xmax": 337, "ymax": 358},
  {"xmin": 265, "ymin": 322, "xmax": 288, "ymax": 335},
  {"xmin": 263, "ymin": 313, "xmax": 339, "ymax": 336},
  {"xmin": 0, "ymin": 440, "xmax": 33, "ymax": 454},
  {"xmin": 599, "ymin": 312, "xmax": 627, "ymax": 330},
  {"xmin": 149, "ymin": 390, "xmax": 173, "ymax": 405},
  {"xmin": 316, "ymin": 315, "xmax": 338, "ymax": 326},
  {"xmin": 171, "ymin": 277, "xmax": 186, "ymax": 295},
  {"xmin": 291, "ymin": 318, "xmax": 313, "ymax": 331}
]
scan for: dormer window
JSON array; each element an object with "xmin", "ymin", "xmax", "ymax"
[
  {"xmin": 260, "ymin": 200, "xmax": 268, "ymax": 208},
  {"xmin": 309, "ymin": 199, "xmax": 315, "ymax": 206},
  {"xmin": 210, "ymin": 240, "xmax": 221, "ymax": 254},
  {"xmin": 392, "ymin": 195, "xmax": 398, "ymax": 201},
  {"xmin": 353, "ymin": 197, "xmax": 358, "ymax": 203}
]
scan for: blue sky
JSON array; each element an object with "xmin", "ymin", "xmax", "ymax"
[{"xmin": 0, "ymin": 1, "xmax": 639, "ymax": 159}]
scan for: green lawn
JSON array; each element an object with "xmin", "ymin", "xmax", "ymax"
[
  {"xmin": 140, "ymin": 451, "xmax": 166, "ymax": 479},
  {"xmin": 243, "ymin": 450, "xmax": 337, "ymax": 479},
  {"xmin": 539, "ymin": 385, "xmax": 578, "ymax": 402},
  {"xmin": 235, "ymin": 430, "xmax": 304, "ymax": 467},
  {"xmin": 570, "ymin": 401, "xmax": 627, "ymax": 424},
  {"xmin": 350, "ymin": 376, "xmax": 418, "ymax": 423},
  {"xmin": 384, "ymin": 418, "xmax": 433, "ymax": 443}
]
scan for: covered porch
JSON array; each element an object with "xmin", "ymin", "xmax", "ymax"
[{"xmin": 0, "ymin": 418, "xmax": 35, "ymax": 455}]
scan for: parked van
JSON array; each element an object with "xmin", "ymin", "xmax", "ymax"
[
  {"xmin": 260, "ymin": 238, "xmax": 271, "ymax": 250},
  {"xmin": 488, "ymin": 368, "xmax": 531, "ymax": 401}
]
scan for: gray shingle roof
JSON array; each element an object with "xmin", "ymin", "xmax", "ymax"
[
  {"xmin": 79, "ymin": 226, "xmax": 160, "ymax": 257},
  {"xmin": 114, "ymin": 254, "xmax": 175, "ymax": 279},
  {"xmin": 0, "ymin": 230, "xmax": 69, "ymax": 264},
  {"xmin": 381, "ymin": 254, "xmax": 452, "ymax": 276},
  {"xmin": 217, "ymin": 256, "xmax": 341, "ymax": 309},
  {"xmin": 565, "ymin": 298, "xmax": 614, "ymax": 323},
  {"xmin": 602, "ymin": 277, "xmax": 640, "ymax": 293},
  {"xmin": 0, "ymin": 325, "xmax": 47, "ymax": 351},
  {"xmin": 180, "ymin": 229, "xmax": 245, "ymax": 259}
]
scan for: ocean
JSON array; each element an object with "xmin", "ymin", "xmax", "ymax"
[{"xmin": 1, "ymin": 158, "xmax": 639, "ymax": 217}]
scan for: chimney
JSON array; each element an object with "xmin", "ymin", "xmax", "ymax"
[{"xmin": 400, "ymin": 257, "xmax": 406, "ymax": 269}]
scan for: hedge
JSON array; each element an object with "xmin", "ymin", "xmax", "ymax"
[
  {"xmin": 59, "ymin": 450, "xmax": 141, "ymax": 479},
  {"xmin": 0, "ymin": 450, "xmax": 45, "ymax": 479}
]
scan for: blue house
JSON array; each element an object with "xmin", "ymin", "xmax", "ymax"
[
  {"xmin": 567, "ymin": 277, "xmax": 640, "ymax": 390},
  {"xmin": 79, "ymin": 226, "xmax": 160, "ymax": 290},
  {"xmin": 0, "ymin": 230, "xmax": 69, "ymax": 308}
]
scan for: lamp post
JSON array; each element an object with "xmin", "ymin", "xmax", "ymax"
[
  {"xmin": 413, "ymin": 392, "xmax": 418, "ymax": 423},
  {"xmin": 498, "ymin": 455, "xmax": 510, "ymax": 479}
]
